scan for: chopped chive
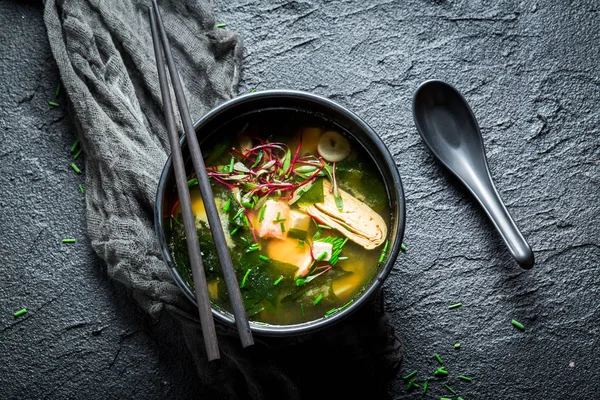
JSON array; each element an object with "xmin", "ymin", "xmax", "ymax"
[
  {"xmin": 316, "ymin": 251, "xmax": 328, "ymax": 261},
  {"xmin": 434, "ymin": 353, "xmax": 443, "ymax": 365},
  {"xmin": 250, "ymin": 88, "xmax": 257, "ymax": 93},
  {"xmin": 331, "ymin": 248, "xmax": 343, "ymax": 257},
  {"xmin": 259, "ymin": 204, "xmax": 266, "ymax": 222},
  {"xmin": 187, "ymin": 178, "xmax": 198, "ymax": 187},
  {"xmin": 400, "ymin": 242, "xmax": 407, "ymax": 251},
  {"xmin": 448, "ymin": 303, "xmax": 463, "ymax": 309},
  {"xmin": 406, "ymin": 378, "xmax": 417, "ymax": 391},
  {"xmin": 296, "ymin": 239, "xmax": 305, "ymax": 249},
  {"xmin": 402, "ymin": 370, "xmax": 417, "ymax": 380},
  {"xmin": 244, "ymin": 214, "xmax": 250, "ymax": 227},
  {"xmin": 457, "ymin": 398, "xmax": 464, "ymax": 400},
  {"xmin": 338, "ymin": 300, "xmax": 353, "ymax": 311},
  {"xmin": 422, "ymin": 380, "xmax": 428, "ymax": 394},
  {"xmin": 232, "ymin": 208, "xmax": 244, "ymax": 221},
  {"xmin": 317, "ymin": 224, "xmax": 332, "ymax": 230},
  {"xmin": 301, "ymin": 304, "xmax": 305, "ymax": 316},
  {"xmin": 454, "ymin": 343, "xmax": 461, "ymax": 349},
  {"xmin": 511, "ymin": 319, "xmax": 525, "ymax": 330},
  {"xmin": 280, "ymin": 222, "xmax": 285, "ymax": 232},
  {"xmin": 295, "ymin": 278, "xmax": 306, "ymax": 287},
  {"xmin": 458, "ymin": 375, "xmax": 472, "ymax": 382},
  {"xmin": 223, "ymin": 199, "xmax": 231, "ymax": 212},
  {"xmin": 259, "ymin": 255, "xmax": 270, "ymax": 262},
  {"xmin": 240, "ymin": 268, "xmax": 252, "ymax": 288},
  {"xmin": 440, "ymin": 398, "xmax": 452, "ymax": 400},
  {"xmin": 62, "ymin": 238, "xmax": 76, "ymax": 243},
  {"xmin": 55, "ymin": 83, "xmax": 61, "ymax": 97},
  {"xmin": 13, "ymin": 308, "xmax": 27, "ymax": 317},
  {"xmin": 70, "ymin": 163, "xmax": 81, "ymax": 174},
  {"xmin": 228, "ymin": 157, "xmax": 235, "ymax": 173},
  {"xmin": 216, "ymin": 23, "xmax": 227, "ymax": 28},
  {"xmin": 434, "ymin": 367, "xmax": 448, "ymax": 376},
  {"xmin": 73, "ymin": 148, "xmax": 83, "ymax": 160},
  {"xmin": 313, "ymin": 294, "xmax": 323, "ymax": 305},
  {"xmin": 245, "ymin": 244, "xmax": 259, "ymax": 253},
  {"xmin": 242, "ymin": 200, "xmax": 253, "ymax": 209},
  {"xmin": 337, "ymin": 256, "xmax": 348, "ymax": 261},
  {"xmin": 48, "ymin": 101, "xmax": 60, "ymax": 107},
  {"xmin": 444, "ymin": 384, "xmax": 457, "ymax": 395},
  {"xmin": 273, "ymin": 275, "xmax": 283, "ymax": 286},
  {"xmin": 70, "ymin": 140, "xmax": 79, "ymax": 153},
  {"xmin": 378, "ymin": 241, "xmax": 389, "ymax": 263},
  {"xmin": 325, "ymin": 308, "xmax": 337, "ymax": 316},
  {"xmin": 78, "ymin": 184, "xmax": 84, "ymax": 194},
  {"xmin": 231, "ymin": 226, "xmax": 240, "ymax": 235}
]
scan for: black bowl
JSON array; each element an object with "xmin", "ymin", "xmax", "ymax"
[{"xmin": 155, "ymin": 89, "xmax": 405, "ymax": 337}]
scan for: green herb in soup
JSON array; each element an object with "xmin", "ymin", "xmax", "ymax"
[{"xmin": 167, "ymin": 111, "xmax": 391, "ymax": 325}]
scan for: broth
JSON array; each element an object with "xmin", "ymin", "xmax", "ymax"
[{"xmin": 167, "ymin": 109, "xmax": 391, "ymax": 325}]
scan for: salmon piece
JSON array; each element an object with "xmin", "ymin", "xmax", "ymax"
[
  {"xmin": 256, "ymin": 199, "xmax": 290, "ymax": 240},
  {"xmin": 266, "ymin": 236, "xmax": 313, "ymax": 278}
]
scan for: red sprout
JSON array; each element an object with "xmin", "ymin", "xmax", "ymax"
[
  {"xmin": 170, "ymin": 199, "xmax": 180, "ymax": 220},
  {"xmin": 286, "ymin": 139, "xmax": 302, "ymax": 176}
]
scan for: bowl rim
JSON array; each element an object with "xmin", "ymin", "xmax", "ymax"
[{"xmin": 154, "ymin": 89, "xmax": 406, "ymax": 336}]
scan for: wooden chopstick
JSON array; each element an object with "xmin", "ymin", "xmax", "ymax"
[
  {"xmin": 149, "ymin": 7, "xmax": 220, "ymax": 361},
  {"xmin": 150, "ymin": 1, "xmax": 254, "ymax": 349}
]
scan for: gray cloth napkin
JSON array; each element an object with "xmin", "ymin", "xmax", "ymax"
[{"xmin": 43, "ymin": 0, "xmax": 402, "ymax": 398}]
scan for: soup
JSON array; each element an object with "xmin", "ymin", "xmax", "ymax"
[{"xmin": 167, "ymin": 110, "xmax": 391, "ymax": 325}]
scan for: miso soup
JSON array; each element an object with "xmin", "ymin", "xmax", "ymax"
[{"xmin": 167, "ymin": 110, "xmax": 391, "ymax": 326}]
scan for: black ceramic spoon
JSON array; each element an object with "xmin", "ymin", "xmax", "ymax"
[{"xmin": 412, "ymin": 79, "xmax": 534, "ymax": 269}]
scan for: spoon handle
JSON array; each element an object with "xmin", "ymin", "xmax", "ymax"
[{"xmin": 467, "ymin": 173, "xmax": 535, "ymax": 269}]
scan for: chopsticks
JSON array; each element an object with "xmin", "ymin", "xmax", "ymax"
[{"xmin": 149, "ymin": 2, "xmax": 254, "ymax": 360}]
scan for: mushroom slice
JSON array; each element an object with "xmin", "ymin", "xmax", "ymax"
[
  {"xmin": 300, "ymin": 180, "xmax": 387, "ymax": 249},
  {"xmin": 317, "ymin": 130, "xmax": 351, "ymax": 162}
]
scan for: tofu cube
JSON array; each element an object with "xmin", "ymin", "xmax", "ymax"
[
  {"xmin": 312, "ymin": 241, "xmax": 333, "ymax": 262},
  {"xmin": 288, "ymin": 210, "xmax": 310, "ymax": 232}
]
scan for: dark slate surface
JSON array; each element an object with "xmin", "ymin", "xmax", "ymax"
[{"xmin": 1, "ymin": 0, "xmax": 598, "ymax": 399}]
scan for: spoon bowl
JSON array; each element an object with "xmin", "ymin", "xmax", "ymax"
[{"xmin": 413, "ymin": 79, "xmax": 534, "ymax": 269}]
